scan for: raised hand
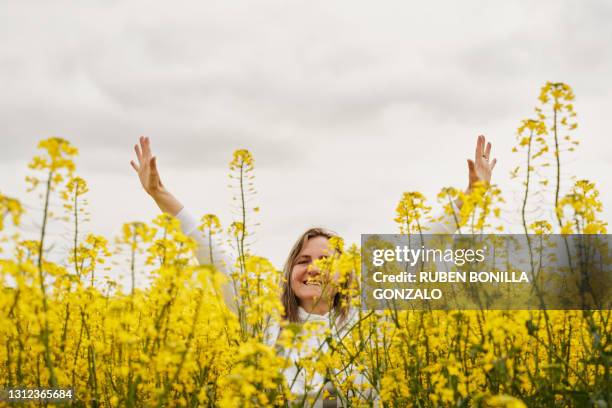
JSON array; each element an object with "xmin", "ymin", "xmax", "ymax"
[
  {"xmin": 130, "ymin": 136, "xmax": 164, "ymax": 196},
  {"xmin": 467, "ymin": 135, "xmax": 497, "ymax": 191}
]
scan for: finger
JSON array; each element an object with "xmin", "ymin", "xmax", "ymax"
[
  {"xmin": 142, "ymin": 136, "xmax": 152, "ymax": 159},
  {"xmin": 134, "ymin": 144, "xmax": 142, "ymax": 164},
  {"xmin": 474, "ymin": 136, "xmax": 481, "ymax": 160},
  {"xmin": 139, "ymin": 136, "xmax": 148, "ymax": 160},
  {"xmin": 490, "ymin": 158, "xmax": 497, "ymax": 170},
  {"xmin": 484, "ymin": 142, "xmax": 491, "ymax": 160},
  {"xmin": 479, "ymin": 135, "xmax": 485, "ymax": 158},
  {"xmin": 476, "ymin": 135, "xmax": 485, "ymax": 160},
  {"xmin": 130, "ymin": 160, "xmax": 139, "ymax": 172},
  {"xmin": 137, "ymin": 136, "xmax": 146, "ymax": 161}
]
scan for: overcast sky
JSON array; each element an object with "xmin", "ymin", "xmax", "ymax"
[{"xmin": 1, "ymin": 1, "xmax": 611, "ymax": 285}]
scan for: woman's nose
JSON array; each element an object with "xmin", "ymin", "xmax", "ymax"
[{"xmin": 307, "ymin": 263, "xmax": 320, "ymax": 274}]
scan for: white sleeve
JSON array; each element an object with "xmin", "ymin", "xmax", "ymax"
[
  {"xmin": 175, "ymin": 207, "xmax": 233, "ymax": 272},
  {"xmin": 421, "ymin": 200, "xmax": 461, "ymax": 234},
  {"xmin": 175, "ymin": 207, "xmax": 237, "ymax": 312}
]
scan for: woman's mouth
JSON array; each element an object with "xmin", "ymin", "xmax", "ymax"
[{"xmin": 303, "ymin": 278, "xmax": 322, "ymax": 287}]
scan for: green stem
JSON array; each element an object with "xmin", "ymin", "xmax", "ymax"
[{"xmin": 37, "ymin": 168, "xmax": 58, "ymax": 387}]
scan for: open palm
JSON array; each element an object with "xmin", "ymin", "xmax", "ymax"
[
  {"xmin": 467, "ymin": 135, "xmax": 497, "ymax": 190},
  {"xmin": 130, "ymin": 136, "xmax": 163, "ymax": 196}
]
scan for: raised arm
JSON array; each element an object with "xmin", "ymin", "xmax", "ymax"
[
  {"xmin": 424, "ymin": 135, "xmax": 497, "ymax": 234},
  {"xmin": 130, "ymin": 136, "xmax": 183, "ymax": 216},
  {"xmin": 130, "ymin": 136, "xmax": 237, "ymax": 311}
]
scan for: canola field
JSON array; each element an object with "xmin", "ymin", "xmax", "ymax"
[{"xmin": 0, "ymin": 82, "xmax": 610, "ymax": 407}]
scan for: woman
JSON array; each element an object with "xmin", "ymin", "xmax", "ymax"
[{"xmin": 130, "ymin": 135, "xmax": 497, "ymax": 406}]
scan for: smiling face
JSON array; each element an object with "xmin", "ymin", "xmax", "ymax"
[{"xmin": 289, "ymin": 235, "xmax": 338, "ymax": 315}]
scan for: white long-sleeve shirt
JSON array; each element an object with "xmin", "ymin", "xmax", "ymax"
[{"xmin": 175, "ymin": 206, "xmax": 459, "ymax": 407}]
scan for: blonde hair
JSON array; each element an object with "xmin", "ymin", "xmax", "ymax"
[{"xmin": 280, "ymin": 227, "xmax": 352, "ymax": 323}]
